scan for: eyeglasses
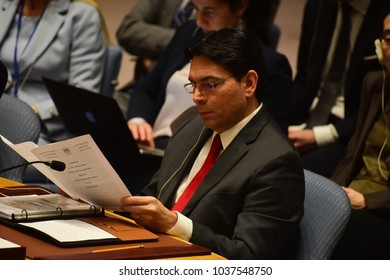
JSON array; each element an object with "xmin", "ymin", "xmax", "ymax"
[{"xmin": 184, "ymin": 76, "xmax": 235, "ymax": 95}]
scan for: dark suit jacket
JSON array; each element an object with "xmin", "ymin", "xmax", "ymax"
[
  {"xmin": 127, "ymin": 20, "xmax": 293, "ymax": 133},
  {"xmin": 141, "ymin": 108, "xmax": 305, "ymax": 259},
  {"xmin": 331, "ymin": 71, "xmax": 390, "ymax": 214},
  {"xmin": 291, "ymin": 0, "xmax": 390, "ymax": 142},
  {"xmin": 116, "ymin": 0, "xmax": 181, "ymax": 58},
  {"xmin": 0, "ymin": 59, "xmax": 6, "ymax": 98}
]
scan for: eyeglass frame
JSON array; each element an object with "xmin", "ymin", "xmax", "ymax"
[
  {"xmin": 183, "ymin": 75, "xmax": 237, "ymax": 95},
  {"xmin": 380, "ymin": 38, "xmax": 390, "ymax": 47},
  {"xmin": 380, "ymin": 30, "xmax": 390, "ymax": 47}
]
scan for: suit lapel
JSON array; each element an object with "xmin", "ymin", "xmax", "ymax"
[
  {"xmin": 18, "ymin": 0, "xmax": 69, "ymax": 74},
  {"xmin": 157, "ymin": 120, "xmax": 211, "ymax": 206},
  {"xmin": 0, "ymin": 0, "xmax": 18, "ymax": 46}
]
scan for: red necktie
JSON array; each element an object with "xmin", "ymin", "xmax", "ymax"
[{"xmin": 172, "ymin": 134, "xmax": 222, "ymax": 212}]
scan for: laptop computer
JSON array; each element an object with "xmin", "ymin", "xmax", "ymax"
[{"xmin": 42, "ymin": 77, "xmax": 163, "ymax": 193}]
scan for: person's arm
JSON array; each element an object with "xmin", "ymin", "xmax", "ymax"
[
  {"xmin": 116, "ymin": 0, "xmax": 178, "ymax": 58},
  {"xmin": 364, "ymin": 191, "xmax": 390, "ymax": 212},
  {"xmin": 120, "ymin": 195, "xmax": 178, "ymax": 233},
  {"xmin": 68, "ymin": 2, "xmax": 105, "ymax": 93},
  {"xmin": 344, "ymin": 187, "xmax": 390, "ymax": 212},
  {"xmin": 342, "ymin": 187, "xmax": 366, "ymax": 209},
  {"xmin": 126, "ymin": 22, "xmax": 193, "ymax": 124},
  {"xmin": 125, "ymin": 28, "xmax": 185, "ymax": 146},
  {"xmin": 127, "ymin": 118, "xmax": 155, "ymax": 148},
  {"xmin": 331, "ymin": 72, "xmax": 380, "ymax": 185}
]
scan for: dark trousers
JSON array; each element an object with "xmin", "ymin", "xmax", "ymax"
[
  {"xmin": 331, "ymin": 209, "xmax": 390, "ymax": 260},
  {"xmin": 301, "ymin": 142, "xmax": 347, "ymax": 178}
]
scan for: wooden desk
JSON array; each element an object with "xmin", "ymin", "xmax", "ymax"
[{"xmin": 0, "ymin": 178, "xmax": 225, "ymax": 260}]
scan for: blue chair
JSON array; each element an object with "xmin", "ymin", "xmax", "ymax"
[
  {"xmin": 100, "ymin": 44, "xmax": 122, "ymax": 97},
  {"xmin": 293, "ymin": 170, "xmax": 351, "ymax": 259},
  {"xmin": 0, "ymin": 95, "xmax": 41, "ymax": 182}
]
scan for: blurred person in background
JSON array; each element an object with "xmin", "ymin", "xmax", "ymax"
[
  {"xmin": 126, "ymin": 0, "xmax": 292, "ymax": 151},
  {"xmin": 331, "ymin": 13, "xmax": 390, "ymax": 260},
  {"xmin": 0, "ymin": 0, "xmax": 105, "ymax": 143},
  {"xmin": 289, "ymin": 0, "xmax": 390, "ymax": 178}
]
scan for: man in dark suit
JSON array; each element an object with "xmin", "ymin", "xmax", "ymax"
[
  {"xmin": 330, "ymin": 13, "xmax": 390, "ymax": 259},
  {"xmin": 120, "ymin": 28, "xmax": 305, "ymax": 260},
  {"xmin": 289, "ymin": 0, "xmax": 390, "ymax": 177}
]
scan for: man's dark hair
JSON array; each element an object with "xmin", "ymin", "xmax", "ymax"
[{"xmin": 186, "ymin": 27, "xmax": 267, "ymax": 102}]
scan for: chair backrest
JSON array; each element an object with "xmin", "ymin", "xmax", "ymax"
[
  {"xmin": 293, "ymin": 169, "xmax": 351, "ymax": 260},
  {"xmin": 0, "ymin": 95, "xmax": 41, "ymax": 182},
  {"xmin": 100, "ymin": 44, "xmax": 122, "ymax": 97}
]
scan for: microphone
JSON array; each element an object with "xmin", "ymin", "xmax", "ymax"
[{"xmin": 0, "ymin": 160, "xmax": 66, "ymax": 173}]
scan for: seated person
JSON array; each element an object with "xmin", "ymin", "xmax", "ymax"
[
  {"xmin": 0, "ymin": 0, "xmax": 105, "ymax": 143},
  {"xmin": 288, "ymin": 0, "xmax": 390, "ymax": 178},
  {"xmin": 331, "ymin": 13, "xmax": 390, "ymax": 259},
  {"xmin": 127, "ymin": 0, "xmax": 293, "ymax": 150},
  {"xmin": 116, "ymin": 0, "xmax": 195, "ymax": 82},
  {"xmin": 116, "ymin": 0, "xmax": 280, "ymax": 83},
  {"xmin": 121, "ymin": 28, "xmax": 305, "ymax": 260}
]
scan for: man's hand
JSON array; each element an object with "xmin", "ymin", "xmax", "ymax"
[
  {"xmin": 288, "ymin": 128, "xmax": 317, "ymax": 153},
  {"xmin": 128, "ymin": 122, "xmax": 155, "ymax": 148},
  {"xmin": 121, "ymin": 196, "xmax": 178, "ymax": 233},
  {"xmin": 342, "ymin": 187, "xmax": 366, "ymax": 209}
]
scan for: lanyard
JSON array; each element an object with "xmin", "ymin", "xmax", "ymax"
[{"xmin": 13, "ymin": 0, "xmax": 44, "ymax": 97}]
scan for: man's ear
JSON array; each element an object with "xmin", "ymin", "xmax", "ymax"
[{"xmin": 243, "ymin": 70, "xmax": 258, "ymax": 97}]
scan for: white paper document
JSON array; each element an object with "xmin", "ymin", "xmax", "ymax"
[
  {"xmin": 0, "ymin": 237, "xmax": 21, "ymax": 248},
  {"xmin": 0, "ymin": 134, "xmax": 131, "ymax": 211},
  {"xmin": 19, "ymin": 219, "xmax": 116, "ymax": 243}
]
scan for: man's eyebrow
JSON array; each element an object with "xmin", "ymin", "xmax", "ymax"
[
  {"xmin": 383, "ymin": 30, "xmax": 390, "ymax": 37},
  {"xmin": 188, "ymin": 75, "xmax": 218, "ymax": 82}
]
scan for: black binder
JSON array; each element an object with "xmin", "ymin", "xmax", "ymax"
[{"xmin": 0, "ymin": 186, "xmax": 159, "ymax": 248}]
